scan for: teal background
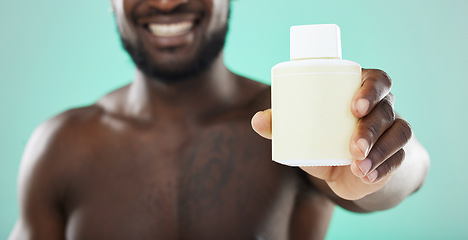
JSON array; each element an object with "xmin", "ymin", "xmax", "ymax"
[{"xmin": 1, "ymin": 0, "xmax": 467, "ymax": 239}]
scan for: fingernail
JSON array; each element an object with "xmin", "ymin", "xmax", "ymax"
[
  {"xmin": 367, "ymin": 170, "xmax": 378, "ymax": 183},
  {"xmin": 357, "ymin": 159, "xmax": 372, "ymax": 176},
  {"xmin": 356, "ymin": 138, "xmax": 369, "ymax": 158},
  {"xmin": 355, "ymin": 98, "xmax": 369, "ymax": 116},
  {"xmin": 261, "ymin": 109, "xmax": 271, "ymax": 117}
]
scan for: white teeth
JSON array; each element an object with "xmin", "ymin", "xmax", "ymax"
[{"xmin": 148, "ymin": 22, "xmax": 193, "ymax": 37}]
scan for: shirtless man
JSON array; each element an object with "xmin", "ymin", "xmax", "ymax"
[{"xmin": 9, "ymin": 0, "xmax": 430, "ymax": 239}]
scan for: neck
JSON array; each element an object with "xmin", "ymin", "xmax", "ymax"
[{"xmin": 125, "ymin": 53, "xmax": 239, "ymax": 124}]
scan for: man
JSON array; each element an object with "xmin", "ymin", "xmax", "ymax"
[{"xmin": 9, "ymin": 0, "xmax": 430, "ymax": 239}]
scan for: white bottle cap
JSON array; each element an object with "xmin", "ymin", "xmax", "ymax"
[{"xmin": 290, "ymin": 24, "xmax": 342, "ymax": 60}]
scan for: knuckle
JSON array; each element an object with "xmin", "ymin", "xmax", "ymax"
[
  {"xmin": 395, "ymin": 119, "xmax": 413, "ymax": 143},
  {"xmin": 395, "ymin": 148, "xmax": 406, "ymax": 162},
  {"xmin": 379, "ymin": 98, "xmax": 396, "ymax": 121},
  {"xmin": 386, "ymin": 92, "xmax": 395, "ymax": 104},
  {"xmin": 377, "ymin": 69, "xmax": 393, "ymax": 88},
  {"xmin": 389, "ymin": 150, "xmax": 405, "ymax": 171},
  {"xmin": 367, "ymin": 69, "xmax": 392, "ymax": 87},
  {"xmin": 363, "ymin": 122, "xmax": 379, "ymax": 139},
  {"xmin": 363, "ymin": 69, "xmax": 392, "ymax": 101}
]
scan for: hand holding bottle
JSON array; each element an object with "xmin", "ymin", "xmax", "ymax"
[{"xmin": 251, "ymin": 68, "xmax": 413, "ymax": 200}]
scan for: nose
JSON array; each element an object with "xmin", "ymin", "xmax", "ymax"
[{"xmin": 147, "ymin": 0, "xmax": 189, "ymax": 12}]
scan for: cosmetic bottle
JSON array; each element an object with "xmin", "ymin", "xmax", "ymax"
[{"xmin": 271, "ymin": 24, "xmax": 361, "ymax": 166}]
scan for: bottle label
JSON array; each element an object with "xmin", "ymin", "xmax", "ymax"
[{"xmin": 272, "ymin": 71, "xmax": 361, "ymax": 166}]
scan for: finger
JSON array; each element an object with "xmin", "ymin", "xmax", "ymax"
[
  {"xmin": 349, "ymin": 94, "xmax": 395, "ymax": 160},
  {"xmin": 351, "ymin": 69, "xmax": 393, "ymax": 118},
  {"xmin": 251, "ymin": 109, "xmax": 272, "ymax": 139},
  {"xmin": 361, "ymin": 149, "xmax": 405, "ymax": 184},
  {"xmin": 351, "ymin": 118, "xmax": 412, "ymax": 178}
]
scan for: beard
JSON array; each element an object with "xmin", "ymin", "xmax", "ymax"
[{"xmin": 120, "ymin": 24, "xmax": 228, "ymax": 84}]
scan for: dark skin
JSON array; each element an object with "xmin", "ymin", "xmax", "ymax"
[{"xmin": 10, "ymin": 0, "xmax": 430, "ymax": 239}]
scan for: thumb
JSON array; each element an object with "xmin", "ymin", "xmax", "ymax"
[{"xmin": 251, "ymin": 109, "xmax": 272, "ymax": 140}]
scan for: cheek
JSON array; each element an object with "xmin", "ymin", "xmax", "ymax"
[
  {"xmin": 114, "ymin": 0, "xmax": 138, "ymax": 44},
  {"xmin": 206, "ymin": 0, "xmax": 229, "ymax": 34}
]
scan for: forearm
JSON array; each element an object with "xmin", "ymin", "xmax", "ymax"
[
  {"xmin": 309, "ymin": 135, "xmax": 429, "ymax": 212},
  {"xmin": 352, "ymin": 136, "xmax": 430, "ymax": 211}
]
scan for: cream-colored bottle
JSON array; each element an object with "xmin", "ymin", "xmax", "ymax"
[{"xmin": 271, "ymin": 24, "xmax": 361, "ymax": 166}]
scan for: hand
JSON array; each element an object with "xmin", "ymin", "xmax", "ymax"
[{"xmin": 251, "ymin": 69, "xmax": 413, "ymax": 200}]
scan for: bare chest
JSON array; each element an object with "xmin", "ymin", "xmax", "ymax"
[{"xmin": 64, "ymin": 122, "xmax": 328, "ymax": 239}]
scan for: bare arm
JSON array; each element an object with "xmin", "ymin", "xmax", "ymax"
[
  {"xmin": 307, "ymin": 135, "xmax": 429, "ymax": 212},
  {"xmin": 352, "ymin": 135, "xmax": 429, "ymax": 211},
  {"xmin": 9, "ymin": 117, "xmax": 70, "ymax": 240}
]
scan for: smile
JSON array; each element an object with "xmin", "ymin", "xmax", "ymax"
[
  {"xmin": 138, "ymin": 13, "xmax": 201, "ymax": 48},
  {"xmin": 148, "ymin": 21, "xmax": 194, "ymax": 37}
]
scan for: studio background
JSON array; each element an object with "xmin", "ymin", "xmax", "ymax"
[{"xmin": 1, "ymin": 0, "xmax": 467, "ymax": 239}]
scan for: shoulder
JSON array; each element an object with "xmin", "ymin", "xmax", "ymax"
[
  {"xmin": 18, "ymin": 105, "xmax": 105, "ymax": 191},
  {"xmin": 33, "ymin": 83, "xmax": 132, "ymax": 150},
  {"xmin": 14, "ymin": 105, "xmax": 106, "ymax": 238},
  {"xmin": 26, "ymin": 105, "xmax": 104, "ymax": 157},
  {"xmin": 14, "ymin": 105, "xmax": 111, "ymax": 231},
  {"xmin": 20, "ymin": 81, "xmax": 135, "ymax": 184}
]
